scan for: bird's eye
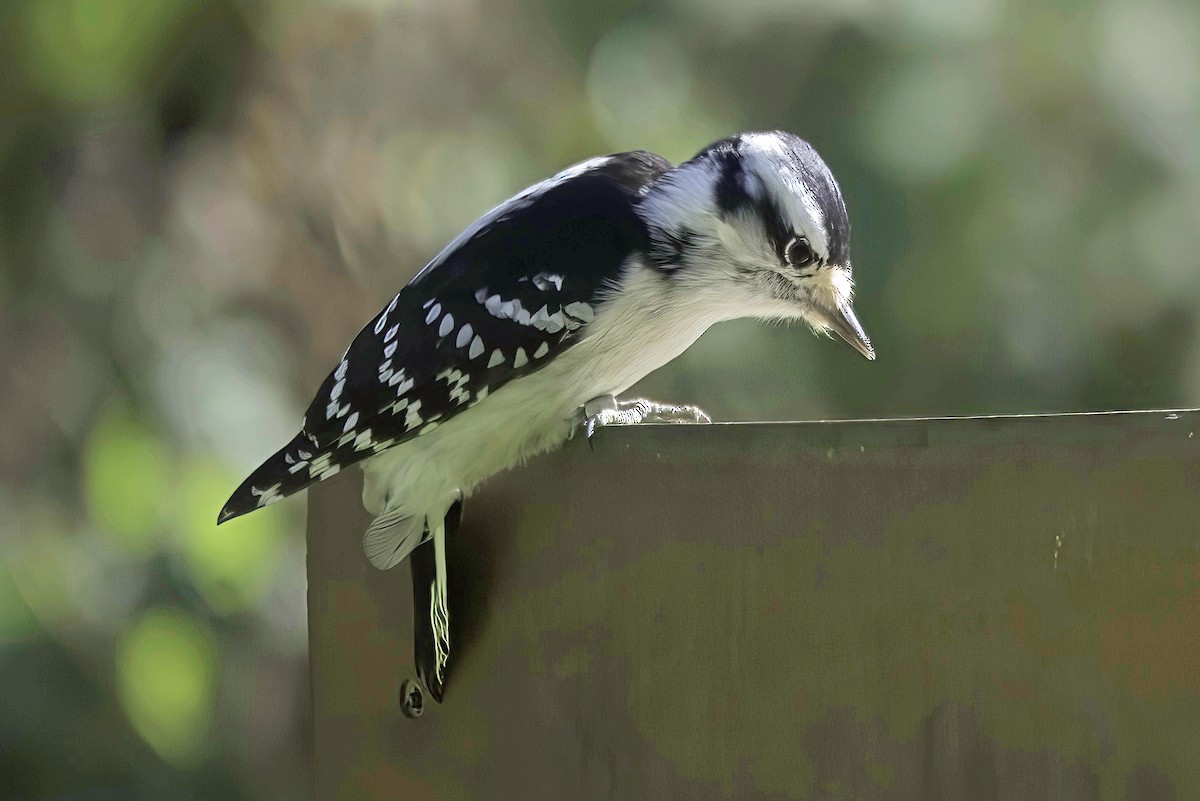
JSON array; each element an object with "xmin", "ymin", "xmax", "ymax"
[{"xmin": 785, "ymin": 237, "xmax": 816, "ymax": 268}]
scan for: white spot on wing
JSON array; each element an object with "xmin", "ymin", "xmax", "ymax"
[
  {"xmin": 309, "ymin": 456, "xmax": 334, "ymax": 479},
  {"xmin": 533, "ymin": 272, "xmax": 564, "ymax": 291},
  {"xmin": 487, "ymin": 349, "xmax": 504, "ymax": 368},
  {"xmin": 404, "ymin": 400, "xmax": 423, "ymax": 430},
  {"xmin": 485, "ymin": 295, "xmax": 501, "ymax": 315},
  {"xmin": 469, "ymin": 335, "xmax": 485, "ymax": 359},
  {"xmin": 513, "ymin": 347, "xmax": 528, "ymax": 368},
  {"xmin": 385, "ymin": 323, "xmax": 399, "ymax": 343},
  {"xmin": 534, "ymin": 342, "xmax": 549, "ymax": 359},
  {"xmin": 373, "ymin": 294, "xmax": 399, "ymax": 334},
  {"xmin": 331, "ymin": 378, "xmax": 346, "ymax": 401},
  {"xmin": 343, "ymin": 411, "xmax": 359, "ymax": 432},
  {"xmin": 426, "ymin": 303, "xmax": 441, "ymax": 325},
  {"xmin": 456, "ymin": 323, "xmax": 473, "ymax": 349},
  {"xmin": 563, "ymin": 302, "xmax": 594, "ymax": 324},
  {"xmin": 383, "ymin": 341, "xmax": 397, "ymax": 358},
  {"xmin": 439, "ymin": 314, "xmax": 454, "ymax": 337},
  {"xmin": 545, "ymin": 312, "xmax": 565, "ymax": 334},
  {"xmin": 252, "ymin": 483, "xmax": 283, "ymax": 507}
]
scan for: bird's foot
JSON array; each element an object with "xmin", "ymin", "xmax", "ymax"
[
  {"xmin": 430, "ymin": 579, "xmax": 450, "ymax": 685},
  {"xmin": 427, "ymin": 499, "xmax": 453, "ymax": 697},
  {"xmin": 411, "ymin": 495, "xmax": 461, "ymax": 705},
  {"xmin": 576, "ymin": 395, "xmax": 712, "ymax": 445}
]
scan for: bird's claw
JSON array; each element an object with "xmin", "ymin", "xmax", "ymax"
[
  {"xmin": 634, "ymin": 400, "xmax": 713, "ymax": 425},
  {"xmin": 574, "ymin": 396, "xmax": 712, "ymax": 447}
]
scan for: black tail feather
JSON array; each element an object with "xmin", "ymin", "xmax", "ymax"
[{"xmin": 217, "ymin": 433, "xmax": 324, "ymax": 524}]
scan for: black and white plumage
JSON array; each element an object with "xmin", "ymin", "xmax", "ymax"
[{"xmin": 219, "ymin": 131, "xmax": 874, "ymax": 698}]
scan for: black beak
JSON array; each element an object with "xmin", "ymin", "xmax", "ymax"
[{"xmin": 820, "ymin": 301, "xmax": 875, "ymax": 360}]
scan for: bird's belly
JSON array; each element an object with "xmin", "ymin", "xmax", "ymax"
[
  {"xmin": 546, "ymin": 301, "xmax": 716, "ymax": 402},
  {"xmin": 555, "ymin": 333, "xmax": 697, "ymax": 401},
  {"xmin": 361, "ymin": 370, "xmax": 577, "ymax": 516}
]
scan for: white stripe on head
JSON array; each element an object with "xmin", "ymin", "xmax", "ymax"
[{"xmin": 739, "ymin": 132, "xmax": 828, "ymax": 259}]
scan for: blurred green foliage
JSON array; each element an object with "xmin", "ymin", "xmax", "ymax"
[
  {"xmin": 85, "ymin": 406, "xmax": 170, "ymax": 551},
  {"xmin": 0, "ymin": 0, "xmax": 1197, "ymax": 796},
  {"xmin": 116, "ymin": 608, "xmax": 216, "ymax": 768},
  {"xmin": 21, "ymin": 0, "xmax": 198, "ymax": 107}
]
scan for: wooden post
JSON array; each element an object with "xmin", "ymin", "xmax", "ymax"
[{"xmin": 308, "ymin": 411, "xmax": 1200, "ymax": 800}]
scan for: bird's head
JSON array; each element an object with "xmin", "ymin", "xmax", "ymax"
[{"xmin": 641, "ymin": 131, "xmax": 874, "ymax": 360}]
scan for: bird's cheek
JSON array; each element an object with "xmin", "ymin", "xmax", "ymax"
[
  {"xmin": 802, "ymin": 272, "xmax": 846, "ymax": 312},
  {"xmin": 768, "ymin": 271, "xmax": 804, "ymax": 303},
  {"xmin": 789, "ymin": 275, "xmax": 820, "ymax": 303}
]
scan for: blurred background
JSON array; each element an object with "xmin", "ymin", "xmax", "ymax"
[{"xmin": 1, "ymin": 0, "xmax": 1198, "ymax": 796}]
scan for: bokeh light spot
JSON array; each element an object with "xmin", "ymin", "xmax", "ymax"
[
  {"xmin": 1095, "ymin": 0, "xmax": 1200, "ymax": 169},
  {"xmin": 890, "ymin": 0, "xmax": 1004, "ymax": 42},
  {"xmin": 382, "ymin": 129, "xmax": 526, "ymax": 255},
  {"xmin": 587, "ymin": 22, "xmax": 696, "ymax": 153},
  {"xmin": 860, "ymin": 59, "xmax": 991, "ymax": 180},
  {"xmin": 116, "ymin": 608, "xmax": 216, "ymax": 767},
  {"xmin": 83, "ymin": 407, "xmax": 169, "ymax": 553}
]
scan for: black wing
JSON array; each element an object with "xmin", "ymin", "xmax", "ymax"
[{"xmin": 219, "ymin": 150, "xmax": 672, "ymax": 523}]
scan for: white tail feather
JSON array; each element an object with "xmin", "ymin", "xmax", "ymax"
[{"xmin": 362, "ymin": 509, "xmax": 428, "ymax": 570}]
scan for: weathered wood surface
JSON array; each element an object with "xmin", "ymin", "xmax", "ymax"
[{"xmin": 308, "ymin": 411, "xmax": 1200, "ymax": 800}]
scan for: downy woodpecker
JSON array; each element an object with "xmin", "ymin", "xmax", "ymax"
[{"xmin": 220, "ymin": 130, "xmax": 875, "ymax": 701}]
